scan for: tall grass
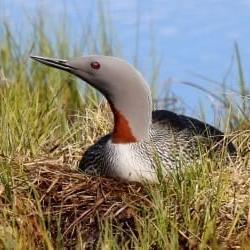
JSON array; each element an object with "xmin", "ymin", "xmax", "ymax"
[{"xmin": 0, "ymin": 2, "xmax": 249, "ymax": 249}]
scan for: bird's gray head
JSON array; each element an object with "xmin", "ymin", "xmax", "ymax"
[{"xmin": 30, "ymin": 55, "xmax": 152, "ymax": 143}]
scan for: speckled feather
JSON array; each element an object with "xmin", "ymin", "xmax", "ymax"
[{"xmin": 79, "ymin": 110, "xmax": 236, "ymax": 181}]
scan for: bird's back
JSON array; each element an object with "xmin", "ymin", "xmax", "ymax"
[{"xmin": 151, "ymin": 110, "xmax": 236, "ymax": 154}]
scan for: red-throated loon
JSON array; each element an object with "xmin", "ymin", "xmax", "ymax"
[{"xmin": 30, "ymin": 55, "xmax": 236, "ymax": 183}]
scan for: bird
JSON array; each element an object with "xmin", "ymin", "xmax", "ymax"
[{"xmin": 30, "ymin": 55, "xmax": 236, "ymax": 183}]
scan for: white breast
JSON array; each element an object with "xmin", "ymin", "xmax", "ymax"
[{"xmin": 107, "ymin": 141, "xmax": 158, "ymax": 182}]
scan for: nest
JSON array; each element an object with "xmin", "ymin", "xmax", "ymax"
[
  {"xmin": 1, "ymin": 146, "xmax": 249, "ymax": 249},
  {"xmin": 22, "ymin": 163, "xmax": 148, "ymax": 248}
]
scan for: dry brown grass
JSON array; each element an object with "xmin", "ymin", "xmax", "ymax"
[{"xmin": 0, "ymin": 130, "xmax": 249, "ymax": 249}]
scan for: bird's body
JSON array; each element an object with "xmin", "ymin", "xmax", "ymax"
[
  {"xmin": 31, "ymin": 55, "xmax": 236, "ymax": 183},
  {"xmin": 80, "ymin": 110, "xmax": 235, "ymax": 182}
]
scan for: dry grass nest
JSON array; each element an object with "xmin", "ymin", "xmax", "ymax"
[
  {"xmin": 0, "ymin": 129, "xmax": 250, "ymax": 249},
  {"xmin": 1, "ymin": 160, "xmax": 150, "ymax": 248}
]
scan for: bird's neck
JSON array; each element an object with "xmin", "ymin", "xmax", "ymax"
[
  {"xmin": 109, "ymin": 103, "xmax": 137, "ymax": 143},
  {"xmin": 107, "ymin": 80, "xmax": 152, "ymax": 144}
]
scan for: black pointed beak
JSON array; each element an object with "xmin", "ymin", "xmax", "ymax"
[{"xmin": 30, "ymin": 55, "xmax": 77, "ymax": 72}]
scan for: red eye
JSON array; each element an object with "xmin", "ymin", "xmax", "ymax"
[{"xmin": 90, "ymin": 61, "xmax": 101, "ymax": 70}]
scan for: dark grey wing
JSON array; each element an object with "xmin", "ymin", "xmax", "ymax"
[
  {"xmin": 179, "ymin": 114, "xmax": 225, "ymax": 137},
  {"xmin": 179, "ymin": 114, "xmax": 237, "ymax": 154},
  {"xmin": 152, "ymin": 110, "xmax": 236, "ymax": 154},
  {"xmin": 152, "ymin": 110, "xmax": 188, "ymax": 131},
  {"xmin": 79, "ymin": 133, "xmax": 112, "ymax": 172}
]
